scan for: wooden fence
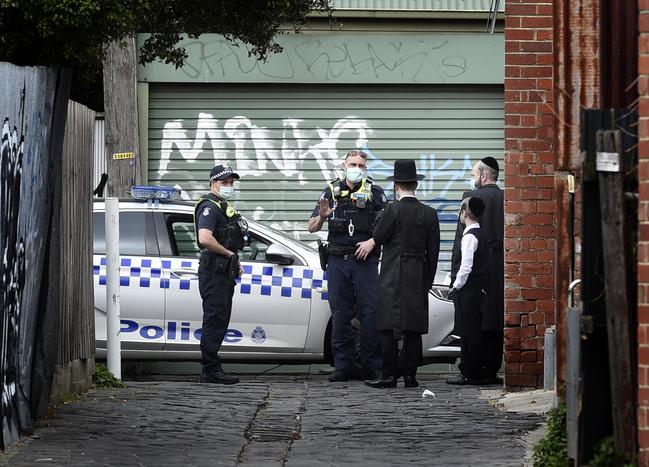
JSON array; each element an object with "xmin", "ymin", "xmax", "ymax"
[{"xmin": 49, "ymin": 101, "xmax": 95, "ymax": 406}]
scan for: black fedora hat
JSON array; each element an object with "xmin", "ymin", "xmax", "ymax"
[{"xmin": 386, "ymin": 160, "xmax": 425, "ymax": 182}]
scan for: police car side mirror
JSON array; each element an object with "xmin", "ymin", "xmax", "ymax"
[{"xmin": 265, "ymin": 243, "xmax": 295, "ymax": 265}]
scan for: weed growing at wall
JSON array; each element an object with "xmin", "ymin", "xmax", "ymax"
[
  {"xmin": 533, "ymin": 405, "xmax": 568, "ymax": 466},
  {"xmin": 93, "ymin": 363, "xmax": 126, "ymax": 389},
  {"xmin": 590, "ymin": 437, "xmax": 635, "ymax": 467}
]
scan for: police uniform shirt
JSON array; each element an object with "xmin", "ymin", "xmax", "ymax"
[
  {"xmin": 311, "ymin": 180, "xmax": 387, "ymax": 247},
  {"xmin": 197, "ymin": 196, "xmax": 228, "ymax": 245}
]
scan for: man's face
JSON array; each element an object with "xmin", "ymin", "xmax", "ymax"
[
  {"xmin": 345, "ymin": 154, "xmax": 367, "ymax": 171},
  {"xmin": 471, "ymin": 163, "xmax": 482, "ymax": 189},
  {"xmin": 211, "ymin": 176, "xmax": 235, "ymax": 193}
]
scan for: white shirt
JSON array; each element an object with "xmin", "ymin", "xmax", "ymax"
[{"xmin": 452, "ymin": 223, "xmax": 480, "ymax": 290}]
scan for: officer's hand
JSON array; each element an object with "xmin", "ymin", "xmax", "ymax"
[
  {"xmin": 448, "ymin": 287, "xmax": 458, "ymax": 300},
  {"xmin": 239, "ymin": 265, "xmax": 244, "ymax": 276},
  {"xmin": 355, "ymin": 239, "xmax": 375, "ymax": 261},
  {"xmin": 318, "ymin": 197, "xmax": 333, "ymax": 219}
]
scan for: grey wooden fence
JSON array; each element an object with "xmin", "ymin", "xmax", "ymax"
[
  {"xmin": 0, "ymin": 62, "xmax": 75, "ymax": 450},
  {"xmin": 49, "ymin": 101, "xmax": 95, "ymax": 406}
]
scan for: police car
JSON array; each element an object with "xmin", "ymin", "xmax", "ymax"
[{"xmin": 93, "ymin": 188, "xmax": 459, "ymax": 363}]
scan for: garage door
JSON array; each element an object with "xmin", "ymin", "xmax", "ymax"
[{"xmin": 147, "ymin": 84, "xmax": 503, "ymax": 270}]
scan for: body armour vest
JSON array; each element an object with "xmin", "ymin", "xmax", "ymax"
[
  {"xmin": 327, "ymin": 178, "xmax": 377, "ymax": 241},
  {"xmin": 194, "ymin": 193, "xmax": 247, "ymax": 252}
]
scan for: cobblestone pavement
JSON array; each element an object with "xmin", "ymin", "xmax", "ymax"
[{"xmin": 2, "ymin": 375, "xmax": 541, "ymax": 466}]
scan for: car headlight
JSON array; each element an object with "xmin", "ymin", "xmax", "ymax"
[{"xmin": 430, "ymin": 285, "xmax": 452, "ymax": 302}]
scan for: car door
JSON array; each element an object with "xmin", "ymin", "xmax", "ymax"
[
  {"xmin": 158, "ymin": 211, "xmax": 311, "ymax": 354},
  {"xmin": 93, "ymin": 208, "xmax": 166, "ymax": 352}
]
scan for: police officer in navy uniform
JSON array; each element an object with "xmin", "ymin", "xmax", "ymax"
[
  {"xmin": 308, "ymin": 150, "xmax": 387, "ymax": 382},
  {"xmin": 195, "ymin": 165, "xmax": 246, "ymax": 384}
]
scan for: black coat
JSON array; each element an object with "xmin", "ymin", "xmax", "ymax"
[
  {"xmin": 450, "ymin": 184, "xmax": 504, "ymax": 330},
  {"xmin": 373, "ymin": 197, "xmax": 440, "ymax": 334}
]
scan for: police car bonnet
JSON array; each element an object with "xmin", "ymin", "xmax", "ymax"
[{"xmin": 210, "ymin": 165, "xmax": 240, "ymax": 181}]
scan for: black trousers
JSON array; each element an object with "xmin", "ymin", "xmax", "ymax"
[
  {"xmin": 482, "ymin": 329, "xmax": 504, "ymax": 378},
  {"xmin": 380, "ymin": 331, "xmax": 422, "ymax": 378},
  {"xmin": 198, "ymin": 266, "xmax": 235, "ymax": 374},
  {"xmin": 454, "ymin": 286, "xmax": 484, "ymax": 380}
]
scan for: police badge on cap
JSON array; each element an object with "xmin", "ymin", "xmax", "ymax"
[{"xmin": 210, "ymin": 165, "xmax": 240, "ymax": 182}]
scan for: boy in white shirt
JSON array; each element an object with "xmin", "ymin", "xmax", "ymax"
[{"xmin": 446, "ymin": 197, "xmax": 487, "ymax": 385}]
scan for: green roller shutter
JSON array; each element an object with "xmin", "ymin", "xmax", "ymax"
[{"xmin": 147, "ymin": 83, "xmax": 503, "ymax": 270}]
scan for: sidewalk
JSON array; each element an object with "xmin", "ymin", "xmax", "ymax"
[{"xmin": 2, "ymin": 374, "xmax": 542, "ymax": 466}]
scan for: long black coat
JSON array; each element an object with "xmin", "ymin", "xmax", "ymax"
[
  {"xmin": 450, "ymin": 184, "xmax": 504, "ymax": 330},
  {"xmin": 373, "ymin": 197, "xmax": 440, "ymax": 334}
]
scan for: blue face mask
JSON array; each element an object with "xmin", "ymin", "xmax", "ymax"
[
  {"xmin": 346, "ymin": 167, "xmax": 364, "ymax": 184},
  {"xmin": 219, "ymin": 186, "xmax": 235, "ymax": 199}
]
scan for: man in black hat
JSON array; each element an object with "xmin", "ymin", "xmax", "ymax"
[
  {"xmin": 450, "ymin": 156, "xmax": 504, "ymax": 385},
  {"xmin": 194, "ymin": 165, "xmax": 246, "ymax": 384},
  {"xmin": 359, "ymin": 160, "xmax": 440, "ymax": 388}
]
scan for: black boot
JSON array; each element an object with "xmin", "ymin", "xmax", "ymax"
[
  {"xmin": 404, "ymin": 375, "xmax": 419, "ymax": 388},
  {"xmin": 364, "ymin": 375, "xmax": 397, "ymax": 388},
  {"xmin": 200, "ymin": 371, "xmax": 239, "ymax": 385}
]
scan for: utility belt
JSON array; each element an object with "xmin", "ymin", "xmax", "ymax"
[
  {"xmin": 200, "ymin": 251, "xmax": 241, "ymax": 279},
  {"xmin": 327, "ymin": 243, "xmax": 359, "ymax": 256}
]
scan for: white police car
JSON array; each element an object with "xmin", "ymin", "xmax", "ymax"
[{"xmin": 93, "ymin": 188, "xmax": 459, "ymax": 363}]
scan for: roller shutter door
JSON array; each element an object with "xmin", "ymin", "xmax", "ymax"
[{"xmin": 147, "ymin": 84, "xmax": 503, "ymax": 269}]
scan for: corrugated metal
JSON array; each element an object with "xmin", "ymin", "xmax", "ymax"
[
  {"xmin": 147, "ymin": 84, "xmax": 503, "ymax": 269},
  {"xmin": 93, "ymin": 118, "xmax": 106, "ymax": 191},
  {"xmin": 331, "ymin": 0, "xmax": 504, "ymax": 11}
]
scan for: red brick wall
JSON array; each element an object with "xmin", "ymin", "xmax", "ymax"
[
  {"xmin": 504, "ymin": 0, "xmax": 556, "ymax": 389},
  {"xmin": 638, "ymin": 0, "xmax": 649, "ymax": 462}
]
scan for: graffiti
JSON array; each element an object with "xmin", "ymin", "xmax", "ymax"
[
  {"xmin": 0, "ymin": 117, "xmax": 25, "ymax": 448},
  {"xmin": 159, "ymin": 114, "xmax": 371, "ymax": 182},
  {"xmin": 177, "ymin": 37, "xmax": 468, "ymax": 83}
]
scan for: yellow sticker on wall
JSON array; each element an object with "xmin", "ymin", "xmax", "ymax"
[{"xmin": 112, "ymin": 152, "xmax": 135, "ymax": 160}]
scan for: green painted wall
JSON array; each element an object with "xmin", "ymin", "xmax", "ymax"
[
  {"xmin": 138, "ymin": 33, "xmax": 504, "ymax": 85},
  {"xmin": 146, "ymin": 84, "xmax": 503, "ymax": 270}
]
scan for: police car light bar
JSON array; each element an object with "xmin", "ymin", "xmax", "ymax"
[{"xmin": 131, "ymin": 185, "xmax": 180, "ymax": 201}]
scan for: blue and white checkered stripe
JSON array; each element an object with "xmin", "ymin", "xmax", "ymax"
[
  {"xmin": 92, "ymin": 256, "xmax": 329, "ymax": 300},
  {"xmin": 93, "ymin": 256, "xmax": 170, "ymax": 289}
]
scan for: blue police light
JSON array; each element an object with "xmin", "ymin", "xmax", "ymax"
[{"xmin": 131, "ymin": 185, "xmax": 180, "ymax": 206}]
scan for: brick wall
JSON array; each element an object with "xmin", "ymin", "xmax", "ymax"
[
  {"xmin": 504, "ymin": 0, "xmax": 556, "ymax": 389},
  {"xmin": 637, "ymin": 0, "xmax": 649, "ymax": 461}
]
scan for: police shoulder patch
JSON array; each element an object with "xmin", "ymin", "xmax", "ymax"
[
  {"xmin": 381, "ymin": 193, "xmax": 387, "ymax": 203},
  {"xmin": 202, "ymin": 207, "xmax": 211, "ymax": 216}
]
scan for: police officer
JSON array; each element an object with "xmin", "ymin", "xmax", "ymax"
[
  {"xmin": 195, "ymin": 165, "xmax": 246, "ymax": 384},
  {"xmin": 308, "ymin": 150, "xmax": 387, "ymax": 382}
]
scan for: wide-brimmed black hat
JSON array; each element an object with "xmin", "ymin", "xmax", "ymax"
[{"xmin": 386, "ymin": 159, "xmax": 425, "ymax": 182}]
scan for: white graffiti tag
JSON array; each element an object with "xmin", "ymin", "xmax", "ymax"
[{"xmin": 158, "ymin": 114, "xmax": 371, "ymax": 182}]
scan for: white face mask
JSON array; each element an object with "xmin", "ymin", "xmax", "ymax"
[
  {"xmin": 470, "ymin": 177, "xmax": 479, "ymax": 190},
  {"xmin": 346, "ymin": 167, "xmax": 364, "ymax": 184},
  {"xmin": 218, "ymin": 186, "xmax": 234, "ymax": 199}
]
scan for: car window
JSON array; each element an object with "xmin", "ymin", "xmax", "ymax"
[
  {"xmin": 93, "ymin": 212, "xmax": 147, "ymax": 255},
  {"xmin": 241, "ymin": 234, "xmax": 270, "ymax": 262},
  {"xmin": 169, "ymin": 220, "xmax": 200, "ymax": 258}
]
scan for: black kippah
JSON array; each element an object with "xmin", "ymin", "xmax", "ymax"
[
  {"xmin": 481, "ymin": 156, "xmax": 499, "ymax": 172},
  {"xmin": 468, "ymin": 197, "xmax": 486, "ymax": 218}
]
